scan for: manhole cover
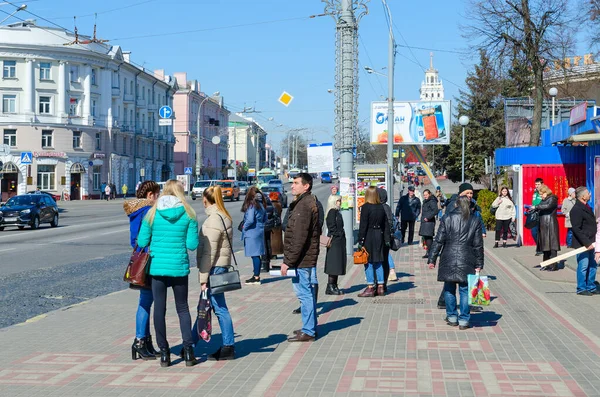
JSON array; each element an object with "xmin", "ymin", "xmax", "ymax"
[{"xmin": 373, "ymin": 298, "xmax": 425, "ymax": 304}]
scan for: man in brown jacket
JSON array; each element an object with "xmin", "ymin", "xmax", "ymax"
[{"xmin": 282, "ymin": 173, "xmax": 320, "ymax": 342}]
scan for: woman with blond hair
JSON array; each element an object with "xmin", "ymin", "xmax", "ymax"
[
  {"xmin": 197, "ymin": 186, "xmax": 236, "ymax": 360},
  {"xmin": 357, "ymin": 186, "xmax": 390, "ymax": 297},
  {"xmin": 137, "ymin": 180, "xmax": 199, "ymax": 367}
]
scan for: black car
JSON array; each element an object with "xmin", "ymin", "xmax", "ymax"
[
  {"xmin": 260, "ymin": 186, "xmax": 288, "ymax": 208},
  {"xmin": 0, "ymin": 194, "xmax": 59, "ymax": 230}
]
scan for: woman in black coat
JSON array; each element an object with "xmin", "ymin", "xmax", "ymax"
[
  {"xmin": 428, "ymin": 195, "xmax": 484, "ymax": 329},
  {"xmin": 357, "ymin": 186, "xmax": 390, "ymax": 298},
  {"xmin": 324, "ymin": 195, "xmax": 346, "ymax": 295},
  {"xmin": 532, "ymin": 185, "xmax": 560, "ymax": 269},
  {"xmin": 419, "ymin": 189, "xmax": 438, "ymax": 259}
]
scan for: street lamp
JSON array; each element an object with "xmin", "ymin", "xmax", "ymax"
[
  {"xmin": 459, "ymin": 115, "xmax": 469, "ymax": 183},
  {"xmin": 195, "ymin": 91, "xmax": 220, "ymax": 179},
  {"xmin": 549, "ymin": 87, "xmax": 558, "ymax": 126},
  {"xmin": 0, "ymin": 4, "xmax": 27, "ymax": 25}
]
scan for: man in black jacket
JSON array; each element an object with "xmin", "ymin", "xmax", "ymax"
[
  {"xmin": 569, "ymin": 187, "xmax": 597, "ymax": 296},
  {"xmin": 395, "ymin": 186, "xmax": 421, "ymax": 245}
]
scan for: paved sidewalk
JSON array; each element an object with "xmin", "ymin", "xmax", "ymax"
[{"xmin": 2, "ymin": 238, "xmax": 600, "ymax": 396}]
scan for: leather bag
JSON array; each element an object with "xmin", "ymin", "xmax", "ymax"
[
  {"xmin": 353, "ymin": 247, "xmax": 369, "ymax": 265},
  {"xmin": 123, "ymin": 245, "xmax": 150, "ymax": 287},
  {"xmin": 320, "ymin": 235, "xmax": 332, "ymax": 248},
  {"xmin": 209, "ymin": 215, "xmax": 242, "ymax": 294}
]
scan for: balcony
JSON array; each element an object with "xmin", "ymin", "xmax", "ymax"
[
  {"xmin": 147, "ymin": 103, "xmax": 158, "ymax": 111},
  {"xmin": 121, "ymin": 124, "xmax": 134, "ymax": 134},
  {"xmin": 123, "ymin": 94, "xmax": 134, "ymax": 103},
  {"xmin": 111, "ymin": 87, "xmax": 121, "ymax": 97},
  {"xmin": 136, "ymin": 99, "xmax": 147, "ymax": 108}
]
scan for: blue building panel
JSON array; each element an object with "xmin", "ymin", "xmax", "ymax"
[
  {"xmin": 495, "ymin": 146, "xmax": 585, "ymax": 167},
  {"xmin": 544, "ymin": 108, "xmax": 599, "ymax": 145}
]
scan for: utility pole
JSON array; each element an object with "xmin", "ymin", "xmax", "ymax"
[
  {"xmin": 324, "ymin": 0, "xmax": 368, "ymax": 254},
  {"xmin": 383, "ymin": 0, "xmax": 395, "ymax": 206}
]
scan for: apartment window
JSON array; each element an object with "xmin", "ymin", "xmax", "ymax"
[
  {"xmin": 91, "ymin": 99, "xmax": 97, "ymax": 117},
  {"xmin": 91, "ymin": 69, "xmax": 97, "ymax": 85},
  {"xmin": 37, "ymin": 165, "xmax": 56, "ymax": 190},
  {"xmin": 147, "ymin": 115, "xmax": 151, "ymax": 132},
  {"xmin": 3, "ymin": 60, "xmax": 16, "ymax": 78},
  {"xmin": 2, "ymin": 94, "xmax": 16, "ymax": 113},
  {"xmin": 40, "ymin": 62, "xmax": 51, "ymax": 80},
  {"xmin": 130, "ymin": 81, "xmax": 133, "ymax": 95},
  {"xmin": 123, "ymin": 78, "xmax": 127, "ymax": 94},
  {"xmin": 73, "ymin": 131, "xmax": 82, "ymax": 149},
  {"xmin": 147, "ymin": 89, "xmax": 150, "ymax": 101},
  {"xmin": 93, "ymin": 166, "xmax": 101, "ymax": 190},
  {"xmin": 136, "ymin": 83, "xmax": 139, "ymax": 98},
  {"xmin": 69, "ymin": 98, "xmax": 80, "ymax": 116},
  {"xmin": 95, "ymin": 132, "xmax": 101, "ymax": 150},
  {"xmin": 147, "ymin": 142, "xmax": 151, "ymax": 157},
  {"xmin": 142, "ymin": 87, "xmax": 145, "ymax": 100},
  {"xmin": 123, "ymin": 137, "xmax": 127, "ymax": 154},
  {"xmin": 112, "ymin": 71, "xmax": 119, "ymax": 87},
  {"xmin": 39, "ymin": 96, "xmax": 51, "ymax": 114},
  {"xmin": 70, "ymin": 65, "xmax": 79, "ymax": 82},
  {"xmin": 41, "ymin": 130, "xmax": 53, "ymax": 148},
  {"xmin": 3, "ymin": 129, "xmax": 16, "ymax": 147}
]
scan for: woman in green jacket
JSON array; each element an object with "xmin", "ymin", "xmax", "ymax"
[{"xmin": 137, "ymin": 179, "xmax": 199, "ymax": 367}]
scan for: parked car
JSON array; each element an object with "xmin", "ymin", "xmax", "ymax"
[
  {"xmin": 321, "ymin": 172, "xmax": 333, "ymax": 183},
  {"xmin": 0, "ymin": 194, "xmax": 59, "ymax": 230},
  {"xmin": 216, "ymin": 180, "xmax": 240, "ymax": 201},
  {"xmin": 260, "ymin": 186, "xmax": 288, "ymax": 208},
  {"xmin": 238, "ymin": 181, "xmax": 249, "ymax": 195},
  {"xmin": 27, "ymin": 190, "xmax": 60, "ymax": 202},
  {"xmin": 416, "ymin": 169, "xmax": 426, "ymax": 176},
  {"xmin": 191, "ymin": 180, "xmax": 217, "ymax": 200}
]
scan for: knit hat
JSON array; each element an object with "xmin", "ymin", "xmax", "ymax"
[
  {"xmin": 408, "ymin": 186, "xmax": 415, "ymax": 191},
  {"xmin": 458, "ymin": 183, "xmax": 474, "ymax": 194},
  {"xmin": 568, "ymin": 187, "xmax": 576, "ymax": 195}
]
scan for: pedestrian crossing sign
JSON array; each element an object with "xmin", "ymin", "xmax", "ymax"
[{"xmin": 20, "ymin": 152, "xmax": 32, "ymax": 164}]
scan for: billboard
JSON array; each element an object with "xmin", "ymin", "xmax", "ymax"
[
  {"xmin": 355, "ymin": 165, "xmax": 388, "ymax": 222},
  {"xmin": 371, "ymin": 101, "xmax": 451, "ymax": 145},
  {"xmin": 307, "ymin": 142, "xmax": 334, "ymax": 173}
]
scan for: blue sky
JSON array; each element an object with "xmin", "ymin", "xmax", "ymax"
[{"xmin": 1, "ymin": 0, "xmax": 500, "ymax": 151}]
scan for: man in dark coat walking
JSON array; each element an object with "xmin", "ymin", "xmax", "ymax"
[
  {"xmin": 569, "ymin": 187, "xmax": 598, "ymax": 296},
  {"xmin": 395, "ymin": 186, "xmax": 421, "ymax": 245}
]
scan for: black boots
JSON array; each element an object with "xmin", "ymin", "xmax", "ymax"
[
  {"xmin": 325, "ymin": 283, "xmax": 344, "ymax": 295},
  {"xmin": 179, "ymin": 346, "xmax": 197, "ymax": 367},
  {"xmin": 131, "ymin": 338, "xmax": 156, "ymax": 360},
  {"xmin": 160, "ymin": 347, "xmax": 171, "ymax": 367},
  {"xmin": 208, "ymin": 345, "xmax": 235, "ymax": 361},
  {"xmin": 146, "ymin": 335, "xmax": 160, "ymax": 356},
  {"xmin": 494, "ymin": 242, "xmax": 499, "ymax": 248}
]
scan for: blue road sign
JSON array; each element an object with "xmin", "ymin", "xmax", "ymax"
[
  {"xmin": 88, "ymin": 161, "xmax": 94, "ymax": 167},
  {"xmin": 20, "ymin": 152, "xmax": 32, "ymax": 164},
  {"xmin": 159, "ymin": 106, "xmax": 173, "ymax": 119},
  {"xmin": 184, "ymin": 167, "xmax": 192, "ymax": 175}
]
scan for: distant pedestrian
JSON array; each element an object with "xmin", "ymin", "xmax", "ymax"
[
  {"xmin": 123, "ymin": 180, "xmax": 161, "ymax": 361},
  {"xmin": 428, "ymin": 195, "xmax": 484, "ymax": 330},
  {"xmin": 196, "ymin": 186, "xmax": 236, "ymax": 360},
  {"xmin": 532, "ymin": 185, "xmax": 560, "ymax": 270},
  {"xmin": 491, "ymin": 187, "xmax": 516, "ymax": 248},
  {"xmin": 395, "ymin": 186, "xmax": 421, "ymax": 245},
  {"xmin": 435, "ymin": 186, "xmax": 446, "ymax": 218},
  {"xmin": 122, "ymin": 184, "xmax": 128, "ymax": 199},
  {"xmin": 242, "ymin": 187, "xmax": 267, "ymax": 285},
  {"xmin": 260, "ymin": 192, "xmax": 276, "ymax": 273},
  {"xmin": 101, "ymin": 182, "xmax": 106, "ymax": 200},
  {"xmin": 137, "ymin": 180, "xmax": 199, "ymax": 367},
  {"xmin": 569, "ymin": 187, "xmax": 597, "ymax": 296},
  {"xmin": 531, "ymin": 178, "xmax": 544, "ymax": 256},
  {"xmin": 111, "ymin": 183, "xmax": 117, "ymax": 200},
  {"xmin": 562, "ymin": 187, "xmax": 576, "ymax": 248},
  {"xmin": 324, "ymin": 194, "xmax": 346, "ymax": 295},
  {"xmin": 104, "ymin": 184, "xmax": 111, "ymax": 201},
  {"xmin": 268, "ymin": 191, "xmax": 284, "ymax": 259},
  {"xmin": 330, "ymin": 185, "xmax": 339, "ymax": 195},
  {"xmin": 357, "ymin": 186, "xmax": 390, "ymax": 297},
  {"xmin": 419, "ymin": 189, "xmax": 438, "ymax": 258}
]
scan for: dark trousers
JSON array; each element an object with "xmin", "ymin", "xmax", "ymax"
[
  {"xmin": 495, "ymin": 219, "xmax": 511, "ymax": 241},
  {"xmin": 543, "ymin": 250, "xmax": 557, "ymax": 261},
  {"xmin": 531, "ymin": 225, "xmax": 541, "ymax": 253},
  {"xmin": 261, "ymin": 231, "xmax": 272, "ymax": 269},
  {"xmin": 152, "ymin": 275, "xmax": 193, "ymax": 349},
  {"xmin": 383, "ymin": 246, "xmax": 390, "ymax": 285},
  {"xmin": 401, "ymin": 220, "xmax": 416, "ymax": 244}
]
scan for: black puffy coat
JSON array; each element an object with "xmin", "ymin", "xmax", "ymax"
[
  {"xmin": 378, "ymin": 188, "xmax": 395, "ymax": 235},
  {"xmin": 536, "ymin": 194, "xmax": 560, "ymax": 252},
  {"xmin": 429, "ymin": 204, "xmax": 484, "ymax": 284},
  {"xmin": 419, "ymin": 196, "xmax": 438, "ymax": 237},
  {"xmin": 325, "ymin": 209, "xmax": 347, "ymax": 276},
  {"xmin": 358, "ymin": 203, "xmax": 390, "ymax": 263}
]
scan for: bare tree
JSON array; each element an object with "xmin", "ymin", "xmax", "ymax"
[
  {"xmin": 588, "ymin": 0, "xmax": 600, "ymax": 52},
  {"xmin": 464, "ymin": 0, "xmax": 578, "ymax": 146}
]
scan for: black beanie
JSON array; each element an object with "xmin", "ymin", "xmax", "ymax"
[{"xmin": 458, "ymin": 183, "xmax": 474, "ymax": 194}]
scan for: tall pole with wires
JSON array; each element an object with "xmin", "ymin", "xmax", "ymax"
[
  {"xmin": 382, "ymin": 0, "xmax": 395, "ymax": 207},
  {"xmin": 323, "ymin": 0, "xmax": 369, "ymax": 255}
]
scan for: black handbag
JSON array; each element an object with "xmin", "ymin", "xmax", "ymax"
[
  {"xmin": 209, "ymin": 215, "xmax": 242, "ymax": 294},
  {"xmin": 525, "ymin": 210, "xmax": 539, "ymax": 229}
]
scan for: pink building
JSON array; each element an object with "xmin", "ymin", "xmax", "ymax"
[{"xmin": 173, "ymin": 72, "xmax": 229, "ymax": 179}]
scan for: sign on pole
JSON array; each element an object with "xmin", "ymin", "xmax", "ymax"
[
  {"xmin": 278, "ymin": 91, "xmax": 294, "ymax": 107},
  {"xmin": 184, "ymin": 167, "xmax": 193, "ymax": 175},
  {"xmin": 307, "ymin": 142, "xmax": 334, "ymax": 174},
  {"xmin": 159, "ymin": 119, "xmax": 173, "ymax": 126},
  {"xmin": 248, "ymin": 168, "xmax": 256, "ymax": 177},
  {"xmin": 159, "ymin": 106, "xmax": 173, "ymax": 119},
  {"xmin": 20, "ymin": 152, "xmax": 33, "ymax": 164}
]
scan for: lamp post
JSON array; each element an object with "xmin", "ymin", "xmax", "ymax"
[
  {"xmin": 195, "ymin": 91, "xmax": 219, "ymax": 180},
  {"xmin": 459, "ymin": 115, "xmax": 469, "ymax": 183},
  {"xmin": 549, "ymin": 87, "xmax": 558, "ymax": 126},
  {"xmin": 0, "ymin": 4, "xmax": 27, "ymax": 25}
]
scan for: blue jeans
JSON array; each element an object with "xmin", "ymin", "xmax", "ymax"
[
  {"xmin": 576, "ymin": 250, "xmax": 597, "ymax": 294},
  {"xmin": 310, "ymin": 266, "xmax": 318, "ymax": 285},
  {"xmin": 444, "ymin": 282, "xmax": 470, "ymax": 326},
  {"xmin": 209, "ymin": 267, "xmax": 235, "ymax": 346},
  {"xmin": 252, "ymin": 256, "xmax": 261, "ymax": 277},
  {"xmin": 364, "ymin": 262, "xmax": 384, "ymax": 285},
  {"xmin": 292, "ymin": 268, "xmax": 317, "ymax": 336},
  {"xmin": 135, "ymin": 288, "xmax": 153, "ymax": 339},
  {"xmin": 531, "ymin": 225, "xmax": 539, "ymax": 250},
  {"xmin": 566, "ymin": 228, "xmax": 573, "ymax": 247},
  {"xmin": 388, "ymin": 253, "xmax": 395, "ymax": 270}
]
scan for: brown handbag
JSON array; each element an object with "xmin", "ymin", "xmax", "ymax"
[
  {"xmin": 123, "ymin": 245, "xmax": 151, "ymax": 287},
  {"xmin": 353, "ymin": 247, "xmax": 369, "ymax": 265},
  {"xmin": 320, "ymin": 235, "xmax": 332, "ymax": 248}
]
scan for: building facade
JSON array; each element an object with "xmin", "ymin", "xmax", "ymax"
[
  {"xmin": 0, "ymin": 21, "xmax": 176, "ymax": 200},
  {"xmin": 419, "ymin": 53, "xmax": 445, "ymax": 101},
  {"xmin": 172, "ymin": 73, "xmax": 229, "ymax": 180},
  {"xmin": 228, "ymin": 113, "xmax": 267, "ymax": 171}
]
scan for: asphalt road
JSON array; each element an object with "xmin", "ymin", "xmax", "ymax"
[{"xmin": 0, "ymin": 182, "xmax": 335, "ymax": 329}]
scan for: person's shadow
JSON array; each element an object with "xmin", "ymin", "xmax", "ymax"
[
  {"xmin": 470, "ymin": 311, "xmax": 502, "ymax": 328},
  {"xmin": 261, "ymin": 276, "xmax": 288, "ymax": 284},
  {"xmin": 318, "ymin": 317, "xmax": 363, "ymax": 337},
  {"xmin": 318, "ymin": 298, "xmax": 358, "ymax": 315}
]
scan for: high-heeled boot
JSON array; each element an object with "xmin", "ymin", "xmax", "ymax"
[
  {"xmin": 179, "ymin": 346, "xmax": 198, "ymax": 367},
  {"xmin": 160, "ymin": 347, "xmax": 171, "ymax": 368},
  {"xmin": 131, "ymin": 338, "xmax": 156, "ymax": 361},
  {"xmin": 145, "ymin": 335, "xmax": 160, "ymax": 357}
]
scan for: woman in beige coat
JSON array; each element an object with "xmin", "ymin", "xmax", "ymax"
[
  {"xmin": 491, "ymin": 187, "xmax": 516, "ymax": 248},
  {"xmin": 197, "ymin": 186, "xmax": 235, "ymax": 361}
]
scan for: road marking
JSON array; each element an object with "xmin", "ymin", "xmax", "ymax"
[
  {"xmin": 0, "ymin": 218, "xmax": 127, "ymax": 240},
  {"xmin": 0, "ymin": 248, "xmax": 16, "ymax": 253},
  {"xmin": 37, "ymin": 228, "xmax": 129, "ymax": 245},
  {"xmin": 25, "ymin": 314, "xmax": 47, "ymax": 323}
]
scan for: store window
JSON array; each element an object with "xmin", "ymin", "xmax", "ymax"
[
  {"xmin": 3, "ymin": 129, "xmax": 16, "ymax": 147},
  {"xmin": 3, "ymin": 60, "xmax": 16, "ymax": 78},
  {"xmin": 2, "ymin": 94, "xmax": 16, "ymax": 113},
  {"xmin": 40, "ymin": 62, "xmax": 51, "ymax": 80},
  {"xmin": 39, "ymin": 96, "xmax": 51, "ymax": 114},
  {"xmin": 37, "ymin": 165, "xmax": 55, "ymax": 190},
  {"xmin": 73, "ymin": 131, "xmax": 82, "ymax": 149},
  {"xmin": 41, "ymin": 130, "xmax": 53, "ymax": 148},
  {"xmin": 93, "ymin": 166, "xmax": 101, "ymax": 190}
]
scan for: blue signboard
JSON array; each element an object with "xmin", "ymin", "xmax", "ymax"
[
  {"xmin": 184, "ymin": 167, "xmax": 192, "ymax": 175},
  {"xmin": 159, "ymin": 106, "xmax": 173, "ymax": 119},
  {"xmin": 20, "ymin": 152, "xmax": 32, "ymax": 164}
]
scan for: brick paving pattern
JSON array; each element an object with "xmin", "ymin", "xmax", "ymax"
[{"xmin": 2, "ymin": 237, "xmax": 600, "ymax": 396}]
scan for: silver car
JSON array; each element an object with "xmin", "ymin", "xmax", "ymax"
[
  {"xmin": 191, "ymin": 180, "xmax": 216, "ymax": 200},
  {"xmin": 238, "ymin": 181, "xmax": 249, "ymax": 195}
]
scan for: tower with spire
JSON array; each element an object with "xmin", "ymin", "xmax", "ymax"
[{"xmin": 420, "ymin": 52, "xmax": 444, "ymax": 101}]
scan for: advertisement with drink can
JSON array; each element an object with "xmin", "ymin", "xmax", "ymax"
[{"xmin": 370, "ymin": 101, "xmax": 451, "ymax": 145}]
